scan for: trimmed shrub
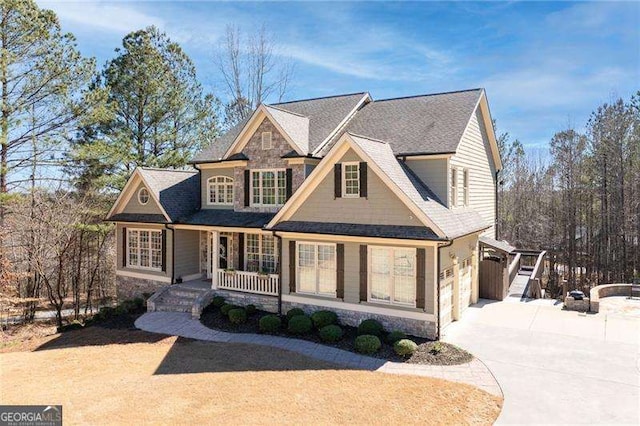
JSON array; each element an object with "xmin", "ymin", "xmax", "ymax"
[
  {"xmin": 228, "ymin": 308, "xmax": 247, "ymax": 324},
  {"xmin": 286, "ymin": 308, "xmax": 305, "ymax": 320},
  {"xmin": 211, "ymin": 296, "xmax": 226, "ymax": 308},
  {"xmin": 245, "ymin": 304, "xmax": 257, "ymax": 315},
  {"xmin": 354, "ymin": 335, "xmax": 381, "ymax": 354},
  {"xmin": 386, "ymin": 330, "xmax": 407, "ymax": 345},
  {"xmin": 319, "ymin": 325, "xmax": 343, "ymax": 343},
  {"xmin": 311, "ymin": 310, "xmax": 338, "ymax": 329},
  {"xmin": 394, "ymin": 339, "xmax": 418, "ymax": 357},
  {"xmin": 357, "ymin": 319, "xmax": 384, "ymax": 337},
  {"xmin": 259, "ymin": 315, "xmax": 282, "ymax": 333},
  {"xmin": 220, "ymin": 304, "xmax": 236, "ymax": 316},
  {"xmin": 287, "ymin": 315, "xmax": 312, "ymax": 335}
]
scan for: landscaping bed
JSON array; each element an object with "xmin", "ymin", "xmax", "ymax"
[{"xmin": 200, "ymin": 299, "xmax": 472, "ymax": 365}]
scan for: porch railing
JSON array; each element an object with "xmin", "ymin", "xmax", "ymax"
[{"xmin": 217, "ymin": 270, "xmax": 279, "ymax": 296}]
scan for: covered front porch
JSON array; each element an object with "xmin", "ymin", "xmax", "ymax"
[{"xmin": 193, "ymin": 228, "xmax": 280, "ymax": 297}]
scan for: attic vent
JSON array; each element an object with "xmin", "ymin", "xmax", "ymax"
[
  {"xmin": 262, "ymin": 131, "xmax": 272, "ymax": 150},
  {"xmin": 138, "ymin": 187, "xmax": 150, "ymax": 205}
]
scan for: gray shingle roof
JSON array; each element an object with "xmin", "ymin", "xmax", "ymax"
[
  {"xmin": 328, "ymin": 89, "xmax": 483, "ymax": 156},
  {"xmin": 107, "ymin": 213, "xmax": 168, "ymax": 224},
  {"xmin": 271, "ymin": 221, "xmax": 441, "ymax": 240},
  {"xmin": 479, "ymin": 236, "xmax": 516, "ymax": 254},
  {"xmin": 349, "ymin": 134, "xmax": 490, "ymax": 239},
  {"xmin": 191, "ymin": 93, "xmax": 368, "ymax": 162},
  {"xmin": 179, "ymin": 209, "xmax": 275, "ymax": 228},
  {"xmin": 264, "ymin": 105, "xmax": 309, "ymax": 153},
  {"xmin": 137, "ymin": 168, "xmax": 200, "ymax": 222}
]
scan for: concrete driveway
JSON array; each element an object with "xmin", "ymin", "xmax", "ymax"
[{"xmin": 443, "ymin": 299, "xmax": 640, "ymax": 425}]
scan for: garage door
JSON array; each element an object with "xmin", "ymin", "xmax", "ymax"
[
  {"xmin": 440, "ymin": 267, "xmax": 454, "ymax": 327},
  {"xmin": 459, "ymin": 258, "xmax": 472, "ymax": 314}
]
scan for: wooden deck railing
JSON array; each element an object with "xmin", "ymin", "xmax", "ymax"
[
  {"xmin": 526, "ymin": 251, "xmax": 547, "ymax": 299},
  {"xmin": 508, "ymin": 253, "xmax": 522, "ymax": 285},
  {"xmin": 217, "ymin": 270, "xmax": 279, "ymax": 296}
]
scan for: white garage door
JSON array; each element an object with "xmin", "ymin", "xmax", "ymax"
[
  {"xmin": 440, "ymin": 267, "xmax": 454, "ymax": 327},
  {"xmin": 459, "ymin": 258, "xmax": 472, "ymax": 314}
]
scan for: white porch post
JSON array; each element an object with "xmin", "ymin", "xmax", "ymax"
[{"xmin": 210, "ymin": 230, "xmax": 219, "ymax": 289}]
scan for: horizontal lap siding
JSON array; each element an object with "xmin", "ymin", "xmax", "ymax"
[
  {"xmin": 450, "ymin": 109, "xmax": 497, "ymax": 238},
  {"xmin": 404, "ymin": 158, "xmax": 448, "ymax": 204},
  {"xmin": 173, "ymin": 229, "xmax": 200, "ymax": 279},
  {"xmin": 290, "ymin": 149, "xmax": 420, "ymax": 226},
  {"xmin": 122, "ymin": 181, "xmax": 165, "ymax": 215}
]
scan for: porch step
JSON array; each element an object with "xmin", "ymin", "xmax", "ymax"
[
  {"xmin": 156, "ymin": 297, "xmax": 196, "ymax": 306},
  {"xmin": 154, "ymin": 303, "xmax": 193, "ymax": 313},
  {"xmin": 148, "ymin": 283, "xmax": 210, "ymax": 315}
]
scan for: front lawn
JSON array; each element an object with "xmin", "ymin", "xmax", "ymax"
[{"xmin": 1, "ymin": 325, "xmax": 502, "ymax": 425}]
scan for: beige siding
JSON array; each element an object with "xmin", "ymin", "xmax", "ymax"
[
  {"xmin": 115, "ymin": 223, "xmax": 172, "ymax": 279},
  {"xmin": 290, "ymin": 149, "xmax": 420, "ymax": 226},
  {"xmin": 440, "ymin": 233, "xmax": 477, "ymax": 272},
  {"xmin": 121, "ymin": 181, "xmax": 164, "ymax": 215},
  {"xmin": 404, "ymin": 158, "xmax": 448, "ymax": 203},
  {"xmin": 200, "ymin": 167, "xmax": 234, "ymax": 210},
  {"xmin": 450, "ymin": 108, "xmax": 497, "ymax": 237},
  {"xmin": 174, "ymin": 229, "xmax": 201, "ymax": 279},
  {"xmin": 281, "ymin": 236, "xmax": 435, "ymax": 314}
]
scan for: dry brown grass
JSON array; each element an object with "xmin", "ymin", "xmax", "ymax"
[{"xmin": 0, "ymin": 328, "xmax": 502, "ymax": 425}]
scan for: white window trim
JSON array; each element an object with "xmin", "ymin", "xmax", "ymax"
[
  {"xmin": 244, "ymin": 233, "xmax": 278, "ymax": 274},
  {"xmin": 341, "ymin": 161, "xmax": 360, "ymax": 198},
  {"xmin": 207, "ymin": 175, "xmax": 234, "ymax": 206},
  {"xmin": 295, "ymin": 241, "xmax": 337, "ymax": 297},
  {"xmin": 250, "ymin": 168, "xmax": 287, "ymax": 207},
  {"xmin": 450, "ymin": 168, "xmax": 458, "ymax": 207},
  {"xmin": 126, "ymin": 228, "xmax": 163, "ymax": 271},
  {"xmin": 261, "ymin": 131, "xmax": 273, "ymax": 150},
  {"xmin": 463, "ymin": 168, "xmax": 469, "ymax": 206},
  {"xmin": 367, "ymin": 246, "xmax": 416, "ymax": 308},
  {"xmin": 138, "ymin": 187, "xmax": 150, "ymax": 205}
]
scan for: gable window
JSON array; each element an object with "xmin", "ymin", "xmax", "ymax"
[
  {"xmin": 208, "ymin": 176, "xmax": 234, "ymax": 205},
  {"xmin": 450, "ymin": 168, "xmax": 458, "ymax": 207},
  {"xmin": 297, "ymin": 242, "xmax": 336, "ymax": 296},
  {"xmin": 342, "ymin": 162, "xmax": 360, "ymax": 197},
  {"xmin": 261, "ymin": 131, "xmax": 272, "ymax": 150},
  {"xmin": 245, "ymin": 234, "xmax": 277, "ymax": 273},
  {"xmin": 251, "ymin": 169, "xmax": 286, "ymax": 206},
  {"xmin": 127, "ymin": 229, "xmax": 162, "ymax": 270},
  {"xmin": 138, "ymin": 188, "xmax": 150, "ymax": 205},
  {"xmin": 463, "ymin": 169, "xmax": 469, "ymax": 206},
  {"xmin": 369, "ymin": 246, "xmax": 416, "ymax": 307}
]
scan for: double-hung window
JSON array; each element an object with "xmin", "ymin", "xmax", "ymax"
[
  {"xmin": 342, "ymin": 162, "xmax": 360, "ymax": 197},
  {"xmin": 297, "ymin": 242, "xmax": 336, "ymax": 296},
  {"xmin": 251, "ymin": 169, "xmax": 286, "ymax": 206},
  {"xmin": 208, "ymin": 176, "xmax": 234, "ymax": 205},
  {"xmin": 369, "ymin": 246, "xmax": 416, "ymax": 306},
  {"xmin": 463, "ymin": 169, "xmax": 469, "ymax": 206},
  {"xmin": 127, "ymin": 229, "xmax": 162, "ymax": 270},
  {"xmin": 245, "ymin": 234, "xmax": 277, "ymax": 273}
]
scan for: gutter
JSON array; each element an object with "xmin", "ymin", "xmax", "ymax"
[{"xmin": 436, "ymin": 239, "xmax": 454, "ymax": 341}]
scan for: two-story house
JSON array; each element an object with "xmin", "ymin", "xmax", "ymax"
[{"xmin": 106, "ymin": 88, "xmax": 502, "ymax": 338}]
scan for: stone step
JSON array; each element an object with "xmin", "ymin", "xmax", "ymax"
[
  {"xmin": 166, "ymin": 288, "xmax": 206, "ymax": 299},
  {"xmin": 154, "ymin": 303, "xmax": 192, "ymax": 313},
  {"xmin": 157, "ymin": 297, "xmax": 196, "ymax": 306}
]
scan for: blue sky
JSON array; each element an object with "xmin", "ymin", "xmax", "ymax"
[{"xmin": 39, "ymin": 1, "xmax": 639, "ymax": 152}]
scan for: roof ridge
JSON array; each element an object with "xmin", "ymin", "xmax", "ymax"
[
  {"xmin": 275, "ymin": 91, "xmax": 369, "ymax": 105},
  {"xmin": 346, "ymin": 132, "xmax": 390, "ymax": 145},
  {"xmin": 374, "ymin": 88, "xmax": 484, "ymax": 103},
  {"xmin": 139, "ymin": 167, "xmax": 197, "ymax": 174},
  {"xmin": 264, "ymin": 103, "xmax": 308, "ymax": 118}
]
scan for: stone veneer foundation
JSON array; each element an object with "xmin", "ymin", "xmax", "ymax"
[{"xmin": 116, "ymin": 275, "xmax": 167, "ymax": 300}]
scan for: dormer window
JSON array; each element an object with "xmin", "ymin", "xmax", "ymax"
[
  {"xmin": 208, "ymin": 176, "xmax": 234, "ymax": 205},
  {"xmin": 342, "ymin": 162, "xmax": 360, "ymax": 197},
  {"xmin": 138, "ymin": 187, "xmax": 150, "ymax": 205},
  {"xmin": 261, "ymin": 131, "xmax": 272, "ymax": 150}
]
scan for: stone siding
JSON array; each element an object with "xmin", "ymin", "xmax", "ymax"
[
  {"xmin": 564, "ymin": 296, "xmax": 590, "ymax": 312},
  {"xmin": 211, "ymin": 289, "xmax": 279, "ymax": 313},
  {"xmin": 116, "ymin": 275, "xmax": 167, "ymax": 301},
  {"xmin": 233, "ymin": 117, "xmax": 305, "ymax": 213}
]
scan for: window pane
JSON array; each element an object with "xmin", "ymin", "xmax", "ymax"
[
  {"xmin": 344, "ymin": 164, "xmax": 359, "ymax": 195},
  {"xmin": 246, "ymin": 234, "xmax": 260, "ymax": 272},
  {"xmin": 370, "ymin": 248, "xmax": 390, "ymax": 301},
  {"xmin": 394, "ymin": 275, "xmax": 414, "ymax": 304}
]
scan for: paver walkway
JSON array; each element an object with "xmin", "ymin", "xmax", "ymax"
[{"xmin": 135, "ymin": 312, "xmax": 502, "ymax": 397}]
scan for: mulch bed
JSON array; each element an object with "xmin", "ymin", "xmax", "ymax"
[{"xmin": 200, "ymin": 305, "xmax": 473, "ymax": 365}]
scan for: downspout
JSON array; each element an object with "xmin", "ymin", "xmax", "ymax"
[
  {"xmin": 495, "ymin": 170, "xmax": 499, "ymax": 240},
  {"xmin": 165, "ymin": 224, "xmax": 176, "ymax": 285},
  {"xmin": 436, "ymin": 239, "xmax": 454, "ymax": 341},
  {"xmin": 272, "ymin": 230, "xmax": 282, "ymax": 315}
]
